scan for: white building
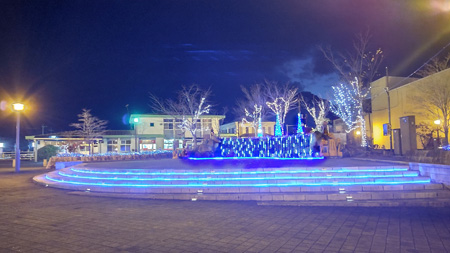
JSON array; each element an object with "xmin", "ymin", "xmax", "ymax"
[{"xmin": 26, "ymin": 114, "xmax": 225, "ymax": 160}]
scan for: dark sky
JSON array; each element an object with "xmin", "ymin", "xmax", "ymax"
[{"xmin": 1, "ymin": 0, "xmax": 450, "ymax": 140}]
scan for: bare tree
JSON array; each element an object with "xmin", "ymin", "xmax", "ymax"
[
  {"xmin": 416, "ymin": 51, "xmax": 450, "ymax": 77},
  {"xmin": 412, "ymin": 52, "xmax": 450, "ymax": 146},
  {"xmin": 413, "ymin": 78, "xmax": 450, "ymax": 146},
  {"xmin": 300, "ymin": 94, "xmax": 330, "ymax": 133},
  {"xmin": 70, "ymin": 109, "xmax": 108, "ymax": 155},
  {"xmin": 320, "ymin": 30, "xmax": 383, "ymax": 147},
  {"xmin": 264, "ymin": 81, "xmax": 299, "ymax": 135},
  {"xmin": 149, "ymin": 84, "xmax": 212, "ymax": 149},
  {"xmin": 235, "ymin": 83, "xmax": 267, "ymax": 137},
  {"xmin": 416, "ymin": 122, "xmax": 434, "ymax": 149}
]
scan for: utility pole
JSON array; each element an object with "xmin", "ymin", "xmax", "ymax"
[
  {"xmin": 384, "ymin": 67, "xmax": 394, "ymax": 155},
  {"xmin": 41, "ymin": 125, "xmax": 47, "ymax": 135}
]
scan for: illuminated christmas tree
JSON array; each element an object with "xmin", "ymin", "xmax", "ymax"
[
  {"xmin": 275, "ymin": 113, "xmax": 282, "ymax": 137},
  {"xmin": 297, "ymin": 113, "xmax": 304, "ymax": 134},
  {"xmin": 257, "ymin": 117, "xmax": 263, "ymax": 137}
]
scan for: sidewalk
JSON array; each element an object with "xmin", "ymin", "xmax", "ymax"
[{"xmin": 1, "ymin": 160, "xmax": 450, "ymax": 252}]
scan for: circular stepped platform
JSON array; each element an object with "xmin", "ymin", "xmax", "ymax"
[{"xmin": 33, "ymin": 159, "xmax": 450, "ymax": 207}]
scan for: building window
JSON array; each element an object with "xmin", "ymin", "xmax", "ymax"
[
  {"xmin": 263, "ymin": 127, "xmax": 266, "ymax": 134},
  {"xmin": 164, "ymin": 119, "xmax": 174, "ymax": 139},
  {"xmin": 149, "ymin": 123, "xmax": 154, "ymax": 127},
  {"xmin": 164, "ymin": 139, "xmax": 173, "ymax": 150},
  {"xmin": 383, "ymin": 123, "xmax": 389, "ymax": 136},
  {"xmin": 141, "ymin": 139, "xmax": 156, "ymax": 151},
  {"xmin": 246, "ymin": 127, "xmax": 249, "ymax": 134},
  {"xmin": 107, "ymin": 139, "xmax": 118, "ymax": 152},
  {"xmin": 268, "ymin": 127, "xmax": 272, "ymax": 134},
  {"xmin": 120, "ymin": 139, "xmax": 131, "ymax": 152},
  {"xmin": 175, "ymin": 119, "xmax": 184, "ymax": 138}
]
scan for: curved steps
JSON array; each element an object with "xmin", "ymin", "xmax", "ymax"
[{"xmin": 33, "ymin": 165, "xmax": 450, "ymax": 206}]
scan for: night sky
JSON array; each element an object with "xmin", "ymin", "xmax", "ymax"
[{"xmin": 1, "ymin": 0, "xmax": 450, "ymax": 143}]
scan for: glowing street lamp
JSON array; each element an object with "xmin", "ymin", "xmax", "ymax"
[
  {"xmin": 12, "ymin": 102, "xmax": 24, "ymax": 172},
  {"xmin": 434, "ymin": 119, "xmax": 441, "ymax": 146},
  {"xmin": 133, "ymin": 117, "xmax": 139, "ymax": 152}
]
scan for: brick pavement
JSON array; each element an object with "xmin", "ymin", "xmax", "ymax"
[{"xmin": 1, "ymin": 166, "xmax": 450, "ymax": 252}]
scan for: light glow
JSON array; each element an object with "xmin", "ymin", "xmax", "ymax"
[{"xmin": 12, "ymin": 103, "xmax": 24, "ymax": 111}]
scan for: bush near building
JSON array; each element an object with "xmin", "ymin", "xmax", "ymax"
[{"xmin": 37, "ymin": 145, "xmax": 59, "ymax": 161}]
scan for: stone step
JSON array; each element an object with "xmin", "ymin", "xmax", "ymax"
[
  {"xmin": 35, "ymin": 173, "xmax": 440, "ymax": 194},
  {"xmin": 43, "ymin": 172, "xmax": 430, "ymax": 187},
  {"xmin": 64, "ymin": 189, "xmax": 450, "ymax": 204},
  {"xmin": 257, "ymin": 198, "xmax": 450, "ymax": 207},
  {"xmin": 68, "ymin": 166, "xmax": 410, "ymax": 175},
  {"xmin": 60, "ymin": 168, "xmax": 418, "ymax": 179}
]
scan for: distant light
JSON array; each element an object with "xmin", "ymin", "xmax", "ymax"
[
  {"xmin": 12, "ymin": 103, "xmax": 24, "ymax": 111},
  {"xmin": 50, "ymin": 136, "xmax": 57, "ymax": 139},
  {"xmin": 0, "ymin": 143, "xmax": 3, "ymax": 148},
  {"xmin": 356, "ymin": 130, "xmax": 361, "ymax": 135},
  {"xmin": 434, "ymin": 119, "xmax": 441, "ymax": 125},
  {"xmin": 133, "ymin": 118, "xmax": 139, "ymax": 123}
]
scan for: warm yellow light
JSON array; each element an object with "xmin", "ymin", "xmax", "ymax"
[
  {"xmin": 434, "ymin": 119, "xmax": 441, "ymax": 125},
  {"xmin": 12, "ymin": 103, "xmax": 24, "ymax": 111},
  {"xmin": 356, "ymin": 130, "xmax": 361, "ymax": 135}
]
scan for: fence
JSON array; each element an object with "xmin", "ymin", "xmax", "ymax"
[{"xmin": 0, "ymin": 151, "xmax": 35, "ymax": 160}]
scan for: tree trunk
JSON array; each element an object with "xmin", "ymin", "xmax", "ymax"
[
  {"xmin": 444, "ymin": 127, "xmax": 449, "ymax": 146},
  {"xmin": 192, "ymin": 132, "xmax": 198, "ymax": 150}
]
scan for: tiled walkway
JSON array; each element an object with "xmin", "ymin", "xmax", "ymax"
[{"xmin": 1, "ymin": 166, "xmax": 450, "ymax": 252}]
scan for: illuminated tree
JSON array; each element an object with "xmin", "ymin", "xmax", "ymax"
[
  {"xmin": 300, "ymin": 95, "xmax": 330, "ymax": 133},
  {"xmin": 150, "ymin": 84, "xmax": 212, "ymax": 149},
  {"xmin": 320, "ymin": 30, "xmax": 383, "ymax": 147},
  {"xmin": 70, "ymin": 109, "xmax": 108, "ymax": 155},
  {"xmin": 236, "ymin": 84, "xmax": 267, "ymax": 137},
  {"xmin": 241, "ymin": 104, "xmax": 262, "ymax": 137},
  {"xmin": 265, "ymin": 81, "xmax": 298, "ymax": 135},
  {"xmin": 331, "ymin": 80, "xmax": 368, "ymax": 146}
]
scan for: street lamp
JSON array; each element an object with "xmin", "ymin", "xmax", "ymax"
[
  {"xmin": 133, "ymin": 117, "xmax": 139, "ymax": 152},
  {"xmin": 12, "ymin": 102, "xmax": 24, "ymax": 172},
  {"xmin": 434, "ymin": 119, "xmax": 441, "ymax": 147}
]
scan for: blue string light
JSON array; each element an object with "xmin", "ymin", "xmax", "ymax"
[{"xmin": 44, "ymin": 175, "xmax": 431, "ymax": 187}]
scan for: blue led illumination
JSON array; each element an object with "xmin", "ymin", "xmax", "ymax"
[
  {"xmin": 188, "ymin": 156, "xmax": 324, "ymax": 161},
  {"xmin": 44, "ymin": 175, "xmax": 431, "ymax": 187},
  {"xmin": 219, "ymin": 133, "xmax": 315, "ymax": 159},
  {"xmin": 70, "ymin": 167, "xmax": 409, "ymax": 176},
  {"xmin": 57, "ymin": 171, "xmax": 418, "ymax": 181}
]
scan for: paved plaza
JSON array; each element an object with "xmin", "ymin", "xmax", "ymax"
[{"xmin": 1, "ymin": 161, "xmax": 450, "ymax": 252}]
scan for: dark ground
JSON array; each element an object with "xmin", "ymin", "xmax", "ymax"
[{"xmin": 1, "ymin": 160, "xmax": 450, "ymax": 252}]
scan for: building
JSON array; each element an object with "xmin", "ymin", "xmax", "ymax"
[
  {"xmin": 129, "ymin": 114, "xmax": 225, "ymax": 151},
  {"xmin": 219, "ymin": 121, "xmax": 276, "ymax": 137},
  {"xmin": 369, "ymin": 68, "xmax": 450, "ymax": 150},
  {"xmin": 26, "ymin": 114, "xmax": 225, "ymax": 160}
]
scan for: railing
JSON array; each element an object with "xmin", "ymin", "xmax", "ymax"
[{"xmin": 0, "ymin": 151, "xmax": 35, "ymax": 160}]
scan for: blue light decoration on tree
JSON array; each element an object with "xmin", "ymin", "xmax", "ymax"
[
  {"xmin": 275, "ymin": 113, "xmax": 282, "ymax": 137},
  {"xmin": 257, "ymin": 117, "xmax": 263, "ymax": 137},
  {"xmin": 297, "ymin": 113, "xmax": 304, "ymax": 134}
]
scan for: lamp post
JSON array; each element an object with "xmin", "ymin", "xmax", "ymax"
[
  {"xmin": 133, "ymin": 117, "xmax": 139, "ymax": 152},
  {"xmin": 12, "ymin": 102, "xmax": 24, "ymax": 172},
  {"xmin": 434, "ymin": 119, "xmax": 441, "ymax": 147}
]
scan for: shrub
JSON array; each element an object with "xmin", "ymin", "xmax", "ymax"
[{"xmin": 37, "ymin": 145, "xmax": 59, "ymax": 161}]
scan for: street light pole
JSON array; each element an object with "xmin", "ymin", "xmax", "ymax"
[
  {"xmin": 385, "ymin": 67, "xmax": 394, "ymax": 155},
  {"xmin": 434, "ymin": 119, "xmax": 441, "ymax": 148},
  {"xmin": 12, "ymin": 103, "xmax": 24, "ymax": 173}
]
